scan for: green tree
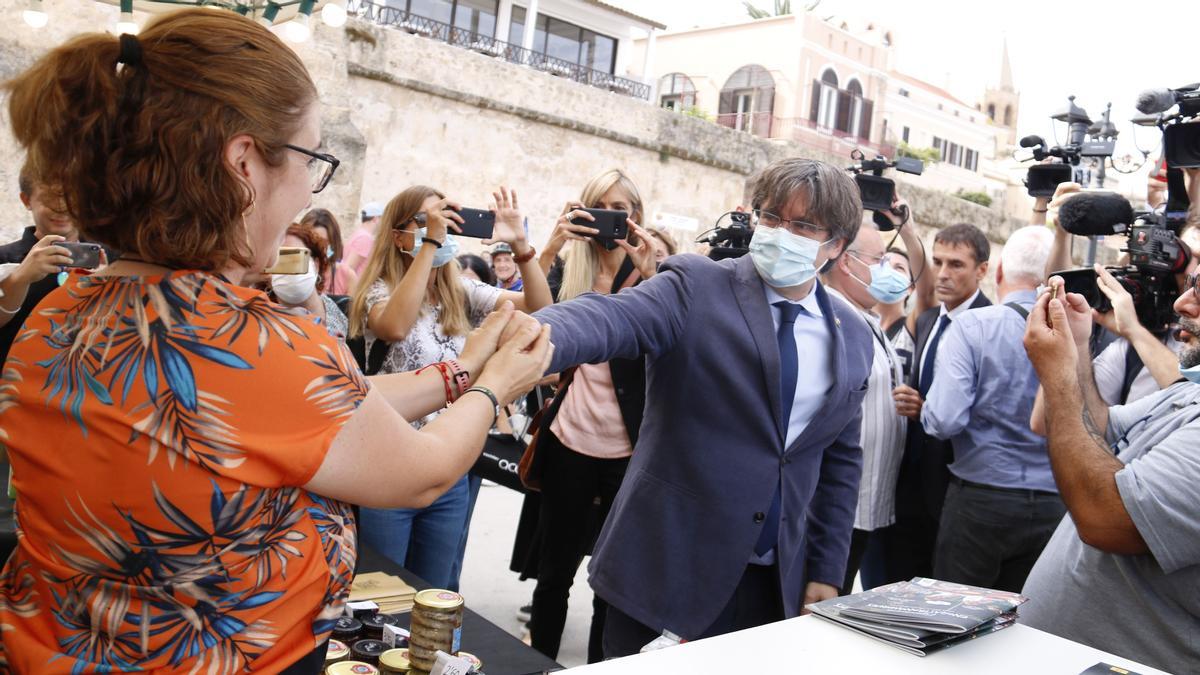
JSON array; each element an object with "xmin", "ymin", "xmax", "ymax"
[
  {"xmin": 896, "ymin": 142, "xmax": 941, "ymax": 164},
  {"xmin": 744, "ymin": 0, "xmax": 822, "ymax": 19},
  {"xmin": 954, "ymin": 190, "xmax": 993, "ymax": 208}
]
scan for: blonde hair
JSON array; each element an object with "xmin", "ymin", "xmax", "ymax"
[
  {"xmin": 348, "ymin": 186, "xmax": 470, "ymax": 338},
  {"xmin": 559, "ymin": 169, "xmax": 645, "ymax": 302}
]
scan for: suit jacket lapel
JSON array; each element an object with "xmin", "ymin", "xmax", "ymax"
[
  {"xmin": 785, "ymin": 284, "xmax": 845, "ymax": 456},
  {"xmin": 731, "ymin": 256, "xmax": 785, "ymax": 443}
]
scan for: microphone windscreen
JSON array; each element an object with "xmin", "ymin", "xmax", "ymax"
[
  {"xmin": 1135, "ymin": 88, "xmax": 1176, "ymax": 115},
  {"xmin": 1057, "ymin": 191, "xmax": 1134, "ymax": 236},
  {"xmin": 1019, "ymin": 135, "xmax": 1045, "ymax": 148}
]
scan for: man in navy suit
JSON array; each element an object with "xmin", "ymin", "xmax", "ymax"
[{"xmin": 515, "ymin": 158, "xmax": 875, "ymax": 657}]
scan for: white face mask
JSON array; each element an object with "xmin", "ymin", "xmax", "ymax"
[{"xmin": 271, "ymin": 259, "xmax": 318, "ymax": 305}]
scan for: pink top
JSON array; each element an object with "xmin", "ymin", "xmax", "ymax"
[
  {"xmin": 550, "ymin": 362, "xmax": 633, "ymax": 459},
  {"xmin": 324, "ymin": 262, "xmax": 355, "ymax": 295},
  {"xmin": 345, "ymin": 228, "xmax": 375, "ymax": 275}
]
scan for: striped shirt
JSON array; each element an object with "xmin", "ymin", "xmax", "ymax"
[{"xmin": 828, "ymin": 288, "xmax": 907, "ymax": 531}]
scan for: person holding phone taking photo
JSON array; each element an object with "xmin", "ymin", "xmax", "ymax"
[
  {"xmin": 347, "ymin": 185, "xmax": 551, "ymax": 590},
  {"xmin": 527, "ymin": 168, "xmax": 659, "ymax": 664}
]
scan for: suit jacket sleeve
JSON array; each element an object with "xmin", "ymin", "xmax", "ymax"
[
  {"xmin": 804, "ymin": 383, "xmax": 865, "ymax": 588},
  {"xmin": 533, "ymin": 256, "xmax": 695, "ymax": 374}
]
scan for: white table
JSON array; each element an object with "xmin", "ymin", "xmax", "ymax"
[{"xmin": 561, "ymin": 615, "xmax": 1168, "ymax": 674}]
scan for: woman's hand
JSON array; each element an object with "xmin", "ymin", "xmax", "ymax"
[
  {"xmin": 459, "ymin": 302, "xmax": 516, "ymax": 378},
  {"xmin": 475, "ymin": 320, "xmax": 554, "ymax": 406},
  {"xmin": 615, "ymin": 221, "xmax": 657, "ymax": 279},
  {"xmin": 14, "ymin": 235, "xmax": 72, "ymax": 284},
  {"xmin": 486, "ymin": 187, "xmax": 526, "ymax": 248},
  {"xmin": 423, "ymin": 198, "xmax": 464, "ymax": 243},
  {"xmin": 1090, "ymin": 265, "xmax": 1142, "ymax": 339},
  {"xmin": 1046, "ymin": 182, "xmax": 1082, "ymax": 229},
  {"xmin": 545, "ymin": 201, "xmax": 599, "ymax": 254}
]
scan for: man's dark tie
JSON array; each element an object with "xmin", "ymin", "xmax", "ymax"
[
  {"xmin": 755, "ymin": 301, "xmax": 804, "ymax": 557},
  {"xmin": 918, "ymin": 315, "xmax": 952, "ymax": 398}
]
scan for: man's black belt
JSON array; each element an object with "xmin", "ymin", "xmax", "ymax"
[{"xmin": 951, "ymin": 475, "xmax": 1058, "ymax": 498}]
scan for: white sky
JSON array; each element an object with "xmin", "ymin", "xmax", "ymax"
[{"xmin": 619, "ymin": 0, "xmax": 1199, "ymax": 175}]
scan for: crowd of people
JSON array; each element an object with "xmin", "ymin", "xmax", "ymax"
[{"xmin": 0, "ymin": 8, "xmax": 1195, "ymax": 675}]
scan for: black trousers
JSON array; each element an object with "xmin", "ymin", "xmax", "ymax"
[
  {"xmin": 602, "ymin": 563, "xmax": 784, "ymax": 659},
  {"xmin": 933, "ymin": 480, "xmax": 1066, "ymax": 592},
  {"xmin": 839, "ymin": 528, "xmax": 871, "ymax": 596},
  {"xmin": 529, "ymin": 429, "xmax": 629, "ymax": 663}
]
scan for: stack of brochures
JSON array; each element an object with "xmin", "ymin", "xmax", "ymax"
[{"xmin": 806, "ymin": 577, "xmax": 1027, "ymax": 656}]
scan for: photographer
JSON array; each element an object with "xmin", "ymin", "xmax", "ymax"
[
  {"xmin": 1020, "ymin": 276, "xmax": 1200, "ymax": 673},
  {"xmin": 347, "ymin": 184, "xmax": 552, "ymax": 591}
]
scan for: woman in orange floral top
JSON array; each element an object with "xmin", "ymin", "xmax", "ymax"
[{"xmin": 0, "ymin": 9, "xmax": 551, "ymax": 674}]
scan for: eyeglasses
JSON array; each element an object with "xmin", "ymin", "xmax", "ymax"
[
  {"xmin": 285, "ymin": 144, "xmax": 340, "ymax": 194},
  {"xmin": 847, "ymin": 250, "xmax": 885, "ymax": 266},
  {"xmin": 754, "ymin": 210, "xmax": 831, "ymax": 239},
  {"xmin": 1187, "ymin": 273, "xmax": 1200, "ymax": 297}
]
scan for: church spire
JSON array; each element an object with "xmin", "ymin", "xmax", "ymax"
[{"xmin": 1000, "ymin": 38, "xmax": 1014, "ymax": 92}]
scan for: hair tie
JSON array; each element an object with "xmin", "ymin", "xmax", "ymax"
[{"xmin": 117, "ymin": 33, "xmax": 143, "ymax": 67}]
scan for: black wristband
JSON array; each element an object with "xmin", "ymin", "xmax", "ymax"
[
  {"xmin": 463, "ymin": 386, "xmax": 500, "ymax": 426},
  {"xmin": 421, "ymin": 237, "xmax": 444, "ymax": 249}
]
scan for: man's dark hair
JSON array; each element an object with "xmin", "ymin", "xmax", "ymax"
[
  {"xmin": 934, "ymin": 223, "xmax": 990, "ymax": 264},
  {"xmin": 750, "ymin": 158, "xmax": 863, "ymax": 247}
]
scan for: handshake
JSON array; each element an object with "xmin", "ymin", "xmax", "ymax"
[{"xmin": 458, "ymin": 302, "xmax": 555, "ymax": 407}]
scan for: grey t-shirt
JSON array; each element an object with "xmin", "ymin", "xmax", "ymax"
[{"xmin": 1019, "ymin": 381, "xmax": 1200, "ymax": 673}]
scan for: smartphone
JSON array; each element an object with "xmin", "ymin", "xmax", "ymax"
[
  {"xmin": 455, "ymin": 207, "xmax": 496, "ymax": 239},
  {"xmin": 59, "ymin": 242, "xmax": 102, "ymax": 269},
  {"xmin": 573, "ymin": 209, "xmax": 629, "ymax": 241},
  {"xmin": 264, "ymin": 247, "xmax": 312, "ymax": 275}
]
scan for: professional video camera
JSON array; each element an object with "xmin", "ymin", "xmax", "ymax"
[
  {"xmin": 1051, "ymin": 85, "xmax": 1199, "ymax": 332},
  {"xmin": 1020, "ymin": 96, "xmax": 1118, "ymax": 197},
  {"xmin": 845, "ymin": 149, "xmax": 924, "ymax": 230},
  {"xmin": 699, "ymin": 210, "xmax": 753, "ymax": 261}
]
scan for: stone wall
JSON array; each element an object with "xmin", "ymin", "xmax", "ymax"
[{"xmin": 0, "ymin": 1, "xmax": 1032, "ymax": 263}]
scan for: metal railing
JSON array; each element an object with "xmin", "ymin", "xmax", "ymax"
[{"xmin": 348, "ymin": 0, "xmax": 651, "ymax": 100}]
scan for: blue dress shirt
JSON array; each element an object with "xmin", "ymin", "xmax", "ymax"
[{"xmin": 920, "ymin": 289, "xmax": 1057, "ymax": 492}]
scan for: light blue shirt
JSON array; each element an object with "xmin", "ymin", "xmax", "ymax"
[
  {"xmin": 764, "ymin": 283, "xmax": 834, "ymax": 448},
  {"xmin": 920, "ymin": 289, "xmax": 1056, "ymax": 492}
]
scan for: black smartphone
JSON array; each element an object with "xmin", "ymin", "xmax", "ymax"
[
  {"xmin": 59, "ymin": 242, "xmax": 103, "ymax": 269},
  {"xmin": 574, "ymin": 209, "xmax": 628, "ymax": 241},
  {"xmin": 455, "ymin": 207, "xmax": 496, "ymax": 239}
]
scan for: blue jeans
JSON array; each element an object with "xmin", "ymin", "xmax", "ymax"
[{"xmin": 359, "ymin": 475, "xmax": 471, "ymax": 590}]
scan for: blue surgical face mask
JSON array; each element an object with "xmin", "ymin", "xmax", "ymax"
[
  {"xmin": 1179, "ymin": 362, "xmax": 1200, "ymax": 385},
  {"xmin": 748, "ymin": 225, "xmax": 833, "ymax": 288},
  {"xmin": 848, "ymin": 254, "xmax": 912, "ymax": 304},
  {"xmin": 409, "ymin": 227, "xmax": 459, "ymax": 268}
]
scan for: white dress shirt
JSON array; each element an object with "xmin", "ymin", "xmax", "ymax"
[
  {"xmin": 763, "ymin": 283, "xmax": 833, "ymax": 448},
  {"xmin": 918, "ymin": 288, "xmax": 981, "ymax": 384}
]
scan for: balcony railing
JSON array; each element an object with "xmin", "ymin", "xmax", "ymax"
[{"xmin": 347, "ymin": 0, "xmax": 651, "ymax": 100}]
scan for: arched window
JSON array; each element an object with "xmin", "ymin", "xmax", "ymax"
[
  {"xmin": 718, "ymin": 65, "xmax": 776, "ymax": 136},
  {"xmin": 987, "ymin": 103, "xmax": 996, "ymax": 121},
  {"xmin": 1003, "ymin": 105, "xmax": 1013, "ymax": 127},
  {"xmin": 813, "ymin": 68, "xmax": 839, "ymax": 130},
  {"xmin": 658, "ymin": 73, "xmax": 697, "ymax": 111},
  {"xmin": 846, "ymin": 79, "xmax": 865, "ymax": 138}
]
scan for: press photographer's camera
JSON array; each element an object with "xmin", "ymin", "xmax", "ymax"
[
  {"xmin": 1020, "ymin": 96, "xmax": 1117, "ymax": 198},
  {"xmin": 1052, "ymin": 86, "xmax": 1199, "ymax": 332},
  {"xmin": 845, "ymin": 150, "xmax": 923, "ymax": 230},
  {"xmin": 701, "ymin": 210, "xmax": 753, "ymax": 261}
]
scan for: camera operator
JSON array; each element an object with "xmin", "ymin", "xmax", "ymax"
[
  {"xmin": 872, "ymin": 193, "xmax": 936, "ymax": 384},
  {"xmin": 1020, "ymin": 276, "xmax": 1200, "ymax": 673}
]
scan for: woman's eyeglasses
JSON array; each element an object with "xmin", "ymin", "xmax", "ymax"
[{"xmin": 285, "ymin": 144, "xmax": 340, "ymax": 194}]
